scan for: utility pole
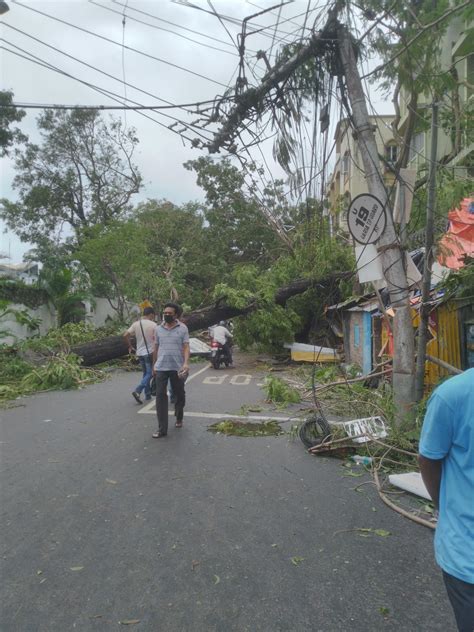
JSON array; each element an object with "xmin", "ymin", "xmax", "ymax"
[
  {"xmin": 204, "ymin": 14, "xmax": 416, "ymax": 416},
  {"xmin": 415, "ymin": 101, "xmax": 439, "ymax": 401},
  {"xmin": 337, "ymin": 25, "xmax": 415, "ymax": 416}
]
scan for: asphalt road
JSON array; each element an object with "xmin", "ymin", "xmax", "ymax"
[{"xmin": 0, "ymin": 357, "xmax": 456, "ymax": 631}]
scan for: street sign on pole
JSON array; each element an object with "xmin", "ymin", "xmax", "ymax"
[{"xmin": 347, "ymin": 193, "xmax": 387, "ymax": 244}]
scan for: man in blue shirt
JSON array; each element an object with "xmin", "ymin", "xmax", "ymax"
[
  {"xmin": 419, "ymin": 368, "xmax": 474, "ymax": 631},
  {"xmin": 152, "ymin": 303, "xmax": 190, "ymax": 439}
]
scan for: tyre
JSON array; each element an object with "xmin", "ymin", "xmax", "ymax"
[{"xmin": 298, "ymin": 415, "xmax": 331, "ymax": 449}]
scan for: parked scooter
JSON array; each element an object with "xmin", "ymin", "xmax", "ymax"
[{"xmin": 210, "ymin": 339, "xmax": 231, "ymax": 369}]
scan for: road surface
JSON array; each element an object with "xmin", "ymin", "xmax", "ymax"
[{"xmin": 0, "ymin": 358, "xmax": 455, "ymax": 631}]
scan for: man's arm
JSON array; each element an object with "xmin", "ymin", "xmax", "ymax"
[
  {"xmin": 152, "ymin": 343, "xmax": 159, "ymax": 376},
  {"xmin": 123, "ymin": 331, "xmax": 134, "ymax": 353},
  {"xmin": 418, "ymin": 455, "xmax": 442, "ymax": 508},
  {"xmin": 182, "ymin": 342, "xmax": 190, "ymax": 371}
]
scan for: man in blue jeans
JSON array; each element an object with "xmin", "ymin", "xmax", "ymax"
[
  {"xmin": 124, "ymin": 307, "xmax": 156, "ymax": 404},
  {"xmin": 418, "ymin": 368, "xmax": 474, "ymax": 631}
]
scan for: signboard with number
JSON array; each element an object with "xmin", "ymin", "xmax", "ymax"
[{"xmin": 347, "ymin": 194, "xmax": 387, "ymax": 244}]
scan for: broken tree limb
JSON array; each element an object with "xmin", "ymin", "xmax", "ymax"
[
  {"xmin": 425, "ymin": 354, "xmax": 463, "ymax": 376},
  {"xmin": 373, "ymin": 468, "xmax": 435, "ymax": 530},
  {"xmin": 206, "ymin": 9, "xmax": 338, "ymax": 154},
  {"xmin": 314, "ymin": 367, "xmax": 392, "ymax": 392},
  {"xmin": 71, "ymin": 273, "xmax": 349, "ymax": 365}
]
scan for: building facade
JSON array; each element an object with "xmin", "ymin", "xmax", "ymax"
[
  {"xmin": 397, "ymin": 15, "xmax": 473, "ymax": 177},
  {"xmin": 325, "ymin": 115, "xmax": 398, "ymax": 236}
]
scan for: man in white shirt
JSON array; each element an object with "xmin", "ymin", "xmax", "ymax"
[
  {"xmin": 211, "ymin": 321, "xmax": 234, "ymax": 366},
  {"xmin": 124, "ymin": 307, "xmax": 156, "ymax": 404}
]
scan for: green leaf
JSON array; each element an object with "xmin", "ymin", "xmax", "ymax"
[
  {"xmin": 290, "ymin": 556, "xmax": 305, "ymax": 566},
  {"xmin": 373, "ymin": 529, "xmax": 391, "ymax": 537},
  {"xmin": 344, "ymin": 470, "xmax": 364, "ymax": 478}
]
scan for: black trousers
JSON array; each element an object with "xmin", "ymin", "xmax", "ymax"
[
  {"xmin": 443, "ymin": 571, "xmax": 474, "ymax": 632},
  {"xmin": 155, "ymin": 370, "xmax": 185, "ymax": 435}
]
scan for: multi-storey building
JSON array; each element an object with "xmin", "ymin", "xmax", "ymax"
[
  {"xmin": 325, "ymin": 115, "xmax": 398, "ymax": 235},
  {"xmin": 398, "ymin": 15, "xmax": 473, "ymax": 177}
]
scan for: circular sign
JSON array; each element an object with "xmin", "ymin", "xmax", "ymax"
[{"xmin": 347, "ymin": 193, "xmax": 387, "ymax": 244}]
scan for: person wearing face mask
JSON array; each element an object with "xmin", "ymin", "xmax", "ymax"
[{"xmin": 152, "ymin": 302, "xmax": 190, "ymax": 438}]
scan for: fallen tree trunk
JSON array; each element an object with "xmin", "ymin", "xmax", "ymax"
[{"xmin": 72, "ymin": 273, "xmax": 348, "ymax": 366}]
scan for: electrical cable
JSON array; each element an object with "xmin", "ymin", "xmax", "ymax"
[
  {"xmin": 0, "ymin": 42, "xmax": 212, "ymax": 143},
  {"xmin": 90, "ymin": 0, "xmax": 239, "ymax": 57},
  {"xmin": 1, "ymin": 22, "xmax": 221, "ymax": 117},
  {"xmin": 111, "ymin": 0, "xmax": 252, "ymax": 51},
  {"xmin": 11, "ymin": 0, "xmax": 229, "ymax": 89},
  {"xmin": 121, "ymin": 0, "xmax": 129, "ymax": 128}
]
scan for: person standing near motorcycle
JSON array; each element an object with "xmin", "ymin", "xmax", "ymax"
[
  {"xmin": 124, "ymin": 307, "xmax": 156, "ymax": 404},
  {"xmin": 211, "ymin": 320, "xmax": 234, "ymax": 366},
  {"xmin": 152, "ymin": 302, "xmax": 190, "ymax": 438}
]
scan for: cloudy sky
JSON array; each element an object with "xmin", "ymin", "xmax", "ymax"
[{"xmin": 0, "ymin": 0, "xmax": 391, "ymax": 260}]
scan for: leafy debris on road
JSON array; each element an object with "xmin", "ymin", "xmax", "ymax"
[
  {"xmin": 290, "ymin": 556, "xmax": 305, "ymax": 566},
  {"xmin": 119, "ymin": 619, "xmax": 141, "ymax": 625},
  {"xmin": 213, "ymin": 574, "xmax": 220, "ymax": 584},
  {"xmin": 208, "ymin": 419, "xmax": 282, "ymax": 437},
  {"xmin": 333, "ymin": 528, "xmax": 392, "ymax": 538}
]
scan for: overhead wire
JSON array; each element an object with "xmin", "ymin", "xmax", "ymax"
[
  {"xmin": 0, "ymin": 41, "xmax": 213, "ymax": 143},
  {"xmin": 111, "ymin": 0, "xmax": 253, "ymax": 51},
  {"xmin": 207, "ymin": 0, "xmax": 239, "ymax": 52},
  {"xmin": 11, "ymin": 0, "xmax": 229, "ymax": 89},
  {"xmin": 90, "ymin": 0, "xmax": 239, "ymax": 57},
  {"xmin": 172, "ymin": 0, "xmax": 297, "ymax": 40},
  {"xmin": 0, "ymin": 23, "xmax": 234, "ymax": 127},
  {"xmin": 121, "ymin": 0, "xmax": 129, "ymax": 127}
]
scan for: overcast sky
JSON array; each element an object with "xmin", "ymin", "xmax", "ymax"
[{"xmin": 0, "ymin": 0, "xmax": 392, "ymax": 260}]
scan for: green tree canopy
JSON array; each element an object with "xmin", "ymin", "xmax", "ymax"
[
  {"xmin": 0, "ymin": 90, "xmax": 26, "ymax": 157},
  {"xmin": 75, "ymin": 200, "xmax": 222, "ymax": 318},
  {"xmin": 0, "ymin": 108, "xmax": 142, "ymax": 252},
  {"xmin": 185, "ymin": 156, "xmax": 294, "ymax": 263}
]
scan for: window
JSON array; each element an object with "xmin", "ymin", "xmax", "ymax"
[
  {"xmin": 409, "ymin": 132, "xmax": 424, "ymax": 162},
  {"xmin": 354, "ymin": 323, "xmax": 360, "ymax": 348},
  {"xmin": 342, "ymin": 152, "xmax": 350, "ymax": 178},
  {"xmin": 386, "ymin": 143, "xmax": 398, "ymax": 164}
]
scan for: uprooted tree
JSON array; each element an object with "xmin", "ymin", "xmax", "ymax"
[{"xmin": 71, "ymin": 271, "xmax": 350, "ymax": 365}]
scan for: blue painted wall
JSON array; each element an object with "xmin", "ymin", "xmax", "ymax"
[{"xmin": 362, "ymin": 312, "xmax": 372, "ymax": 374}]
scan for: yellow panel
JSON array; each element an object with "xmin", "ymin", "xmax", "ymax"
[
  {"xmin": 377, "ymin": 302, "xmax": 461, "ymax": 388},
  {"xmin": 291, "ymin": 351, "xmax": 339, "ymax": 363},
  {"xmin": 425, "ymin": 303, "xmax": 461, "ymax": 386}
]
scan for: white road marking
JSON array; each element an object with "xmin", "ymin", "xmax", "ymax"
[
  {"xmin": 203, "ymin": 374, "xmax": 228, "ymax": 384},
  {"xmin": 139, "ymin": 409, "xmax": 294, "ymax": 421},
  {"xmin": 187, "ymin": 364, "xmax": 212, "ymax": 383},
  {"xmin": 137, "ymin": 364, "xmax": 211, "ymax": 414},
  {"xmin": 229, "ymin": 374, "xmax": 252, "ymax": 385}
]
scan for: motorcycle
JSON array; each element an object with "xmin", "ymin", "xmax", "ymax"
[{"xmin": 210, "ymin": 339, "xmax": 231, "ymax": 369}]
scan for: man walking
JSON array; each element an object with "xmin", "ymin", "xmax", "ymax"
[
  {"xmin": 152, "ymin": 302, "xmax": 190, "ymax": 438},
  {"xmin": 418, "ymin": 368, "xmax": 474, "ymax": 631},
  {"xmin": 124, "ymin": 306, "xmax": 156, "ymax": 404}
]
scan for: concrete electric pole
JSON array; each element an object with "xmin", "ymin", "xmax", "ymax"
[{"xmin": 337, "ymin": 25, "xmax": 415, "ymax": 416}]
